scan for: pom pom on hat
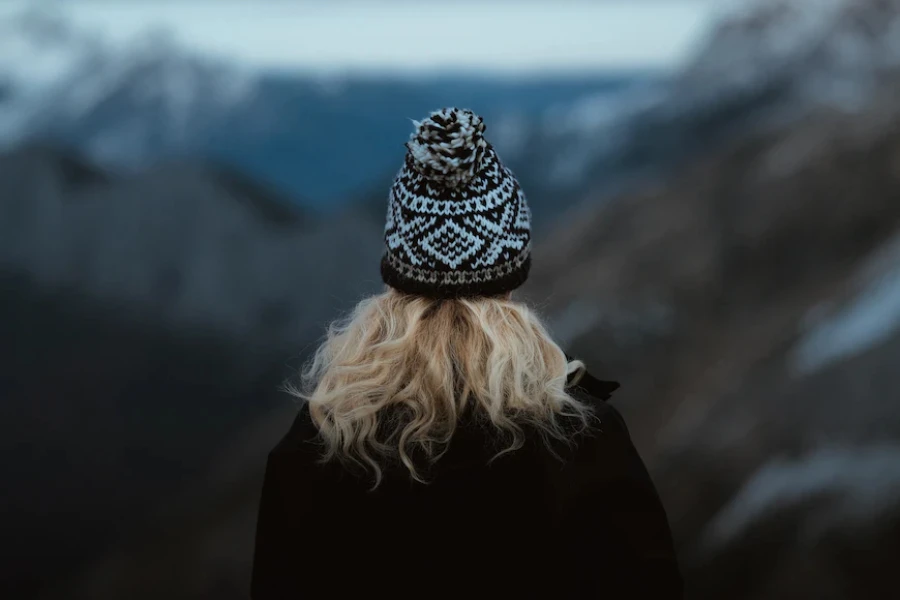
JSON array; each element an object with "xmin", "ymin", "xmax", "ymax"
[{"xmin": 405, "ymin": 107, "xmax": 488, "ymax": 188}]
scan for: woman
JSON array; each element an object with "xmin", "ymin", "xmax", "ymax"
[{"xmin": 251, "ymin": 108, "xmax": 682, "ymax": 598}]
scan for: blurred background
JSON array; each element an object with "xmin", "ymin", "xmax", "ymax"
[{"xmin": 2, "ymin": 0, "xmax": 900, "ymax": 598}]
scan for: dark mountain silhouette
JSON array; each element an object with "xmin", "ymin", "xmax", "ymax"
[
  {"xmin": 0, "ymin": 147, "xmax": 384, "ymax": 597},
  {"xmin": 0, "ymin": 144, "xmax": 385, "ymax": 347},
  {"xmin": 0, "ymin": 269, "xmax": 289, "ymax": 597},
  {"xmin": 525, "ymin": 78, "xmax": 900, "ymax": 599}
]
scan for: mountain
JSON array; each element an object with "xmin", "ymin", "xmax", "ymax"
[
  {"xmin": 676, "ymin": 0, "xmax": 900, "ymax": 115},
  {"xmin": 518, "ymin": 1, "xmax": 900, "ymax": 595},
  {"xmin": 0, "ymin": 8, "xmax": 653, "ymax": 210},
  {"xmin": 0, "ymin": 145, "xmax": 386, "ymax": 597},
  {"xmin": 512, "ymin": 0, "xmax": 900, "ymax": 209},
  {"xmin": 0, "ymin": 267, "xmax": 289, "ymax": 598},
  {"xmin": 0, "ymin": 10, "xmax": 258, "ymax": 156},
  {"xmin": 0, "ymin": 144, "xmax": 386, "ymax": 348}
]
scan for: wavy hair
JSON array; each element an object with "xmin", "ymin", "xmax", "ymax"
[{"xmin": 285, "ymin": 288, "xmax": 592, "ymax": 488}]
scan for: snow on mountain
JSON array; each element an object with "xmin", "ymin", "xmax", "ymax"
[
  {"xmin": 0, "ymin": 6, "xmax": 650, "ymax": 209},
  {"xmin": 529, "ymin": 0, "xmax": 900, "ymax": 203},
  {"xmin": 678, "ymin": 0, "xmax": 900, "ymax": 115},
  {"xmin": 0, "ymin": 9, "xmax": 97, "ymax": 93},
  {"xmin": 23, "ymin": 0, "xmax": 898, "ymax": 212},
  {"xmin": 0, "ymin": 9, "xmax": 101, "ymax": 137},
  {"xmin": 701, "ymin": 442, "xmax": 900, "ymax": 551},
  {"xmin": 537, "ymin": 80, "xmax": 667, "ymax": 187},
  {"xmin": 63, "ymin": 29, "xmax": 256, "ymax": 125},
  {"xmin": 0, "ymin": 8, "xmax": 260, "ymax": 165},
  {"xmin": 792, "ymin": 231, "xmax": 900, "ymax": 375}
]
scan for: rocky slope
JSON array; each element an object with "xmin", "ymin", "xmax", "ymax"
[
  {"xmin": 0, "ymin": 146, "xmax": 384, "ymax": 597},
  {"xmin": 0, "ymin": 145, "xmax": 384, "ymax": 348},
  {"xmin": 524, "ymin": 79, "xmax": 900, "ymax": 600}
]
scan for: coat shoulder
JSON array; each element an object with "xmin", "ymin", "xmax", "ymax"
[{"xmin": 269, "ymin": 403, "xmax": 320, "ymax": 457}]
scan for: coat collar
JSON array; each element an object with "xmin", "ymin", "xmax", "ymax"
[{"xmin": 565, "ymin": 353, "xmax": 620, "ymax": 401}]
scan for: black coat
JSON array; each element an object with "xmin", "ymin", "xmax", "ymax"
[{"xmin": 251, "ymin": 371, "xmax": 683, "ymax": 599}]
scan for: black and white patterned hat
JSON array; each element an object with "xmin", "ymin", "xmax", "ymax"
[{"xmin": 380, "ymin": 108, "xmax": 532, "ymax": 299}]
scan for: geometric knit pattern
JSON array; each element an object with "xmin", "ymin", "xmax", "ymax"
[{"xmin": 381, "ymin": 108, "xmax": 532, "ymax": 298}]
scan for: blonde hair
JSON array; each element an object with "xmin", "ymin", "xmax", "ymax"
[{"xmin": 286, "ymin": 288, "xmax": 593, "ymax": 488}]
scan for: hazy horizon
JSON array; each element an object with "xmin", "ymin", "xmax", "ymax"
[{"xmin": 2, "ymin": 0, "xmax": 720, "ymax": 75}]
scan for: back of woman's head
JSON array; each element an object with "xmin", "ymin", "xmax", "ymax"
[
  {"xmin": 288, "ymin": 289, "xmax": 591, "ymax": 487},
  {"xmin": 288, "ymin": 108, "xmax": 591, "ymax": 486}
]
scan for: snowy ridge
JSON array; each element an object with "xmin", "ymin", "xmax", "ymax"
[
  {"xmin": 792, "ymin": 232, "xmax": 900, "ymax": 375},
  {"xmin": 680, "ymin": 0, "xmax": 900, "ymax": 113},
  {"xmin": 539, "ymin": 80, "xmax": 666, "ymax": 186},
  {"xmin": 531, "ymin": 0, "xmax": 900, "ymax": 196},
  {"xmin": 0, "ymin": 8, "xmax": 259, "ymax": 163},
  {"xmin": 702, "ymin": 443, "xmax": 900, "ymax": 550},
  {"xmin": 0, "ymin": 6, "xmax": 649, "ymax": 207},
  {"xmin": 0, "ymin": 9, "xmax": 102, "ymax": 137}
]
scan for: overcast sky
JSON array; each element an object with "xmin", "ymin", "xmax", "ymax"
[{"xmin": 5, "ymin": 0, "xmax": 720, "ymax": 74}]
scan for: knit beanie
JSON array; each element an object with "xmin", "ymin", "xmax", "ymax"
[{"xmin": 380, "ymin": 107, "xmax": 532, "ymax": 299}]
